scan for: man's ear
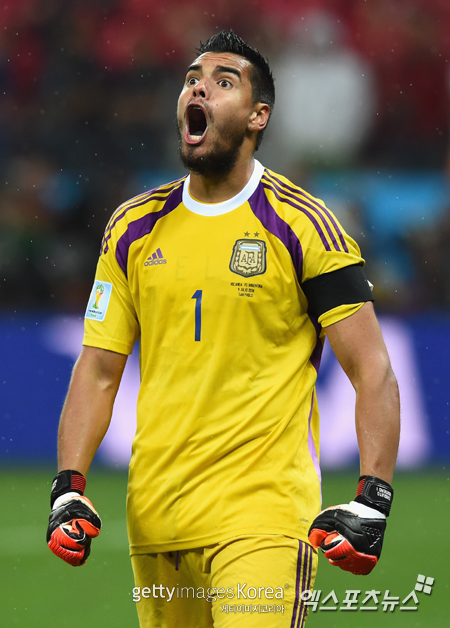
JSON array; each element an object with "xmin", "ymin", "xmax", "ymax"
[{"xmin": 248, "ymin": 103, "xmax": 271, "ymax": 133}]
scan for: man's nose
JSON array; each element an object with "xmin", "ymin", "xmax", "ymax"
[{"xmin": 193, "ymin": 78, "xmax": 209, "ymax": 99}]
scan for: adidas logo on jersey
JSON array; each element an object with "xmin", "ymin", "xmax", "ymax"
[{"xmin": 144, "ymin": 248, "xmax": 167, "ymax": 266}]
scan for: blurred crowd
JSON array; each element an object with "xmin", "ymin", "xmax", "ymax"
[{"xmin": 0, "ymin": 0, "xmax": 450, "ymax": 313}]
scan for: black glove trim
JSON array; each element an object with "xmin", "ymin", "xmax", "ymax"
[
  {"xmin": 310, "ymin": 507, "xmax": 386, "ymax": 558},
  {"xmin": 47, "ymin": 498, "xmax": 102, "ymax": 543},
  {"xmin": 51, "ymin": 470, "xmax": 86, "ymax": 508},
  {"xmin": 354, "ymin": 475, "xmax": 393, "ymax": 516}
]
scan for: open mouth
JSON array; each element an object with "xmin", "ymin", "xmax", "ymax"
[{"xmin": 185, "ymin": 104, "xmax": 208, "ymax": 145}]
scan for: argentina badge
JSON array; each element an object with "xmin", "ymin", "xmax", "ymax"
[{"xmin": 229, "ymin": 239, "xmax": 267, "ymax": 278}]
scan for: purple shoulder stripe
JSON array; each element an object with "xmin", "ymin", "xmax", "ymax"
[
  {"xmin": 264, "ymin": 171, "xmax": 349, "ymax": 253},
  {"xmin": 251, "ymin": 178, "xmax": 324, "ymax": 372},
  {"xmin": 261, "ymin": 179, "xmax": 332, "ymax": 253},
  {"xmin": 101, "ymin": 178, "xmax": 186, "ymax": 254},
  {"xmin": 248, "ymin": 181, "xmax": 304, "ymax": 281},
  {"xmin": 115, "ymin": 183, "xmax": 183, "ymax": 277}
]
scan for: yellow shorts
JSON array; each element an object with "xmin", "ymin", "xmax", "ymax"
[{"xmin": 131, "ymin": 535, "xmax": 318, "ymax": 628}]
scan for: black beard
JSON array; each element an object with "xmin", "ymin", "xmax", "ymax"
[{"xmin": 176, "ymin": 117, "xmax": 247, "ymax": 178}]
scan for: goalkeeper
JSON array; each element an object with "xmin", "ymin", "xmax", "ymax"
[{"xmin": 46, "ymin": 29, "xmax": 400, "ymax": 628}]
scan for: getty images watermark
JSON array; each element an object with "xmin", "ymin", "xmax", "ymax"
[{"xmin": 133, "ymin": 575, "xmax": 434, "ymax": 614}]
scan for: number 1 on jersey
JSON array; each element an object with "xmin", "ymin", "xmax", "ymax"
[{"xmin": 191, "ymin": 290, "xmax": 202, "ymax": 341}]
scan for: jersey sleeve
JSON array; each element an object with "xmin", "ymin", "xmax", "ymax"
[
  {"xmin": 301, "ymin": 223, "xmax": 364, "ymax": 281},
  {"xmin": 317, "ymin": 302, "xmax": 365, "ymax": 327},
  {"xmin": 291, "ymin": 195, "xmax": 372, "ymax": 328},
  {"xmin": 301, "ymin": 264, "xmax": 374, "ymax": 327},
  {"xmin": 83, "ymin": 224, "xmax": 139, "ymax": 355}
]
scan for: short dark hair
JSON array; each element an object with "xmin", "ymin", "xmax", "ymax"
[{"xmin": 196, "ymin": 30, "xmax": 275, "ymax": 149}]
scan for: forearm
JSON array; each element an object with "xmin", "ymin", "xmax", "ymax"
[
  {"xmin": 58, "ymin": 378, "xmax": 113, "ymax": 476},
  {"xmin": 354, "ymin": 365, "xmax": 400, "ymax": 484},
  {"xmin": 325, "ymin": 302, "xmax": 400, "ymax": 485},
  {"xmin": 57, "ymin": 346, "xmax": 127, "ymax": 475}
]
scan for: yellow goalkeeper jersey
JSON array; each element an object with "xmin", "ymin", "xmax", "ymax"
[{"xmin": 83, "ymin": 160, "xmax": 366, "ymax": 554}]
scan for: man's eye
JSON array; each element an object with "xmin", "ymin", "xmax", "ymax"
[
  {"xmin": 219, "ymin": 80, "xmax": 231, "ymax": 88},
  {"xmin": 187, "ymin": 77, "xmax": 198, "ymax": 86}
]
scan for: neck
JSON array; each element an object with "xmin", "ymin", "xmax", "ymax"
[{"xmin": 188, "ymin": 154, "xmax": 256, "ymax": 204}]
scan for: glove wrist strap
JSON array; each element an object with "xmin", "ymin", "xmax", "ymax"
[
  {"xmin": 354, "ymin": 475, "xmax": 393, "ymax": 516},
  {"xmin": 50, "ymin": 469, "xmax": 86, "ymax": 508}
]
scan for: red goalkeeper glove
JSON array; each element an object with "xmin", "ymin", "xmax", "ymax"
[
  {"xmin": 308, "ymin": 476, "xmax": 393, "ymax": 575},
  {"xmin": 47, "ymin": 470, "xmax": 101, "ymax": 567}
]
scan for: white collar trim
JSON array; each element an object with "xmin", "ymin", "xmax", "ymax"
[{"xmin": 182, "ymin": 160, "xmax": 264, "ymax": 216}]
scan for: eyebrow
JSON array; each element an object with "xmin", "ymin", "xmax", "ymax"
[
  {"xmin": 186, "ymin": 64, "xmax": 242, "ymax": 82},
  {"xmin": 215, "ymin": 65, "xmax": 242, "ymax": 81},
  {"xmin": 187, "ymin": 64, "xmax": 202, "ymax": 73}
]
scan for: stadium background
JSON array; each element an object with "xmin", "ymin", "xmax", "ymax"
[{"xmin": 0, "ymin": 0, "xmax": 449, "ymax": 625}]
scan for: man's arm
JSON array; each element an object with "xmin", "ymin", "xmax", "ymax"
[
  {"xmin": 47, "ymin": 345, "xmax": 127, "ymax": 566},
  {"xmin": 325, "ymin": 302, "xmax": 400, "ymax": 483},
  {"xmin": 324, "ymin": 301, "xmax": 400, "ymax": 483},
  {"xmin": 57, "ymin": 345, "xmax": 128, "ymax": 475},
  {"xmin": 308, "ymin": 301, "xmax": 400, "ymax": 575}
]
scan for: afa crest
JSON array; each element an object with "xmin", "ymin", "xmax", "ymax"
[{"xmin": 229, "ymin": 239, "xmax": 267, "ymax": 277}]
